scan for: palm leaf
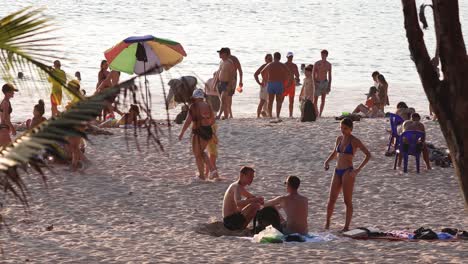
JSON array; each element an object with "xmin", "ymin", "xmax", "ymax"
[
  {"xmin": 0, "ymin": 7, "xmax": 82, "ymax": 99},
  {"xmin": 0, "ymin": 77, "xmax": 163, "ymax": 208}
]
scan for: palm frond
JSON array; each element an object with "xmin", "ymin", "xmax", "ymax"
[
  {"xmin": 0, "ymin": 77, "xmax": 163, "ymax": 208},
  {"xmin": 0, "ymin": 7, "xmax": 82, "ymax": 99}
]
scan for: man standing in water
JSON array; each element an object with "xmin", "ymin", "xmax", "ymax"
[
  {"xmin": 222, "ymin": 166, "xmax": 264, "ymax": 230},
  {"xmin": 313, "ymin": 50, "xmax": 332, "ymax": 117},
  {"xmin": 214, "ymin": 48, "xmax": 236, "ymax": 120},
  {"xmin": 48, "ymin": 60, "xmax": 66, "ymax": 117},
  {"xmin": 284, "ymin": 52, "xmax": 300, "ymax": 118},
  {"xmin": 261, "ymin": 52, "xmax": 292, "ymax": 119}
]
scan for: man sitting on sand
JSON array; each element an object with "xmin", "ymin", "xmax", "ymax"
[
  {"xmin": 401, "ymin": 113, "xmax": 431, "ymax": 170},
  {"xmin": 264, "ymin": 176, "xmax": 308, "ymax": 235},
  {"xmin": 222, "ymin": 166, "xmax": 264, "ymax": 231}
]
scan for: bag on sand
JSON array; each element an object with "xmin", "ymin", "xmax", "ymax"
[
  {"xmin": 413, "ymin": 227, "xmax": 438, "ymax": 240},
  {"xmin": 253, "ymin": 206, "xmax": 282, "ymax": 234},
  {"xmin": 301, "ymin": 99, "xmax": 316, "ymax": 122},
  {"xmin": 252, "ymin": 225, "xmax": 284, "ymax": 243}
]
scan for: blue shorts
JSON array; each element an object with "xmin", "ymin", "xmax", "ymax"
[
  {"xmin": 218, "ymin": 81, "xmax": 228, "ymax": 93},
  {"xmin": 267, "ymin": 81, "xmax": 284, "ymax": 95}
]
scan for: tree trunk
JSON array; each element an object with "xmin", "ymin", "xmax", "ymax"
[{"xmin": 402, "ymin": 0, "xmax": 468, "ymax": 206}]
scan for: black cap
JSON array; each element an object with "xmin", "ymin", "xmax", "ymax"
[
  {"xmin": 2, "ymin": 83, "xmax": 18, "ymax": 94},
  {"xmin": 217, "ymin": 47, "xmax": 230, "ymax": 54},
  {"xmin": 285, "ymin": 176, "xmax": 300, "ymax": 189}
]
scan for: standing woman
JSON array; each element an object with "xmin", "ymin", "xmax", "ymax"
[
  {"xmin": 179, "ymin": 89, "xmax": 216, "ymax": 180},
  {"xmin": 96, "ymin": 60, "xmax": 109, "ymax": 90},
  {"xmin": 324, "ymin": 118, "xmax": 371, "ymax": 231},
  {"xmin": 377, "ymin": 74, "xmax": 390, "ymax": 111},
  {"xmin": 0, "ymin": 83, "xmax": 18, "ymax": 147}
]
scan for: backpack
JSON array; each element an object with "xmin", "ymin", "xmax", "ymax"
[
  {"xmin": 413, "ymin": 227, "xmax": 438, "ymax": 240},
  {"xmin": 300, "ymin": 99, "xmax": 316, "ymax": 122},
  {"xmin": 253, "ymin": 206, "xmax": 282, "ymax": 234}
]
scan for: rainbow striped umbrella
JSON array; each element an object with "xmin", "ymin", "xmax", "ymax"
[{"xmin": 104, "ymin": 35, "xmax": 187, "ymax": 75}]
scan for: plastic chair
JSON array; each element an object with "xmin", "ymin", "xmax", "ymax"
[
  {"xmin": 393, "ymin": 130, "xmax": 425, "ymax": 173},
  {"xmin": 387, "ymin": 113, "xmax": 405, "ymax": 152}
]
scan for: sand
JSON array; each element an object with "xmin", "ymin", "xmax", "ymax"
[{"xmin": 0, "ymin": 117, "xmax": 466, "ymax": 263}]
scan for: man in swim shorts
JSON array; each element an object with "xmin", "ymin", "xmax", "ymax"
[
  {"xmin": 254, "ymin": 53, "xmax": 273, "ymax": 118},
  {"xmin": 214, "ymin": 48, "xmax": 236, "ymax": 120},
  {"xmin": 48, "ymin": 60, "xmax": 66, "ymax": 117},
  {"xmin": 261, "ymin": 52, "xmax": 292, "ymax": 119},
  {"xmin": 283, "ymin": 52, "xmax": 300, "ymax": 118},
  {"xmin": 313, "ymin": 50, "xmax": 332, "ymax": 117},
  {"xmin": 264, "ymin": 176, "xmax": 309, "ymax": 235},
  {"xmin": 225, "ymin": 48, "xmax": 243, "ymax": 119},
  {"xmin": 222, "ymin": 166, "xmax": 264, "ymax": 230}
]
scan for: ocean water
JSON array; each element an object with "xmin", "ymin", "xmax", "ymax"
[{"xmin": 1, "ymin": 0, "xmax": 468, "ymax": 120}]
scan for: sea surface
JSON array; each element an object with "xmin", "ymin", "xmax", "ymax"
[{"xmin": 1, "ymin": 0, "xmax": 468, "ymax": 120}]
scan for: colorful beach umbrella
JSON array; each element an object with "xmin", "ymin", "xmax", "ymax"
[{"xmin": 104, "ymin": 35, "xmax": 187, "ymax": 75}]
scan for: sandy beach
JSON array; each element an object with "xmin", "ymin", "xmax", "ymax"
[{"xmin": 0, "ymin": 117, "xmax": 466, "ymax": 263}]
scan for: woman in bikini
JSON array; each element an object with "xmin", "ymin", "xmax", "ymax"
[
  {"xmin": 0, "ymin": 83, "xmax": 17, "ymax": 147},
  {"xmin": 324, "ymin": 118, "xmax": 371, "ymax": 231},
  {"xmin": 179, "ymin": 88, "xmax": 217, "ymax": 180}
]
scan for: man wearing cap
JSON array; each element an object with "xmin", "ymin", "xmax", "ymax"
[
  {"xmin": 0, "ymin": 83, "xmax": 18, "ymax": 147},
  {"xmin": 48, "ymin": 60, "xmax": 66, "ymax": 117},
  {"xmin": 264, "ymin": 176, "xmax": 309, "ymax": 235},
  {"xmin": 213, "ymin": 48, "xmax": 236, "ymax": 120},
  {"xmin": 313, "ymin": 50, "xmax": 332, "ymax": 117},
  {"xmin": 284, "ymin": 52, "xmax": 300, "ymax": 118},
  {"xmin": 261, "ymin": 52, "xmax": 292, "ymax": 119},
  {"xmin": 222, "ymin": 166, "xmax": 264, "ymax": 230}
]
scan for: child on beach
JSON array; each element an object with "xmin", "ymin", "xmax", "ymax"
[
  {"xmin": 65, "ymin": 124, "xmax": 88, "ymax": 171},
  {"xmin": 299, "ymin": 64, "xmax": 318, "ymax": 121},
  {"xmin": 26, "ymin": 100, "xmax": 47, "ymax": 129}
]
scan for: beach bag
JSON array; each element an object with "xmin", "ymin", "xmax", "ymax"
[
  {"xmin": 252, "ymin": 225, "xmax": 284, "ymax": 243},
  {"xmin": 253, "ymin": 206, "xmax": 282, "ymax": 234},
  {"xmin": 300, "ymin": 99, "xmax": 316, "ymax": 122},
  {"xmin": 206, "ymin": 95, "xmax": 220, "ymax": 112},
  {"xmin": 175, "ymin": 109, "xmax": 188, "ymax": 124},
  {"xmin": 413, "ymin": 227, "xmax": 438, "ymax": 240}
]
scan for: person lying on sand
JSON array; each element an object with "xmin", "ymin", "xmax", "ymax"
[
  {"xmin": 222, "ymin": 166, "xmax": 264, "ymax": 231},
  {"xmin": 264, "ymin": 176, "xmax": 308, "ymax": 235},
  {"xmin": 100, "ymin": 104, "xmax": 146, "ymax": 128}
]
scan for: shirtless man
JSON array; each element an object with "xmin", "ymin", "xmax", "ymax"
[
  {"xmin": 214, "ymin": 48, "xmax": 236, "ymax": 120},
  {"xmin": 222, "ymin": 166, "xmax": 264, "ymax": 231},
  {"xmin": 261, "ymin": 52, "xmax": 292, "ymax": 119},
  {"xmin": 225, "ymin": 48, "xmax": 243, "ymax": 119},
  {"xmin": 254, "ymin": 53, "xmax": 272, "ymax": 118},
  {"xmin": 313, "ymin": 50, "xmax": 332, "ymax": 117},
  {"xmin": 401, "ymin": 113, "xmax": 431, "ymax": 170},
  {"xmin": 284, "ymin": 52, "xmax": 300, "ymax": 118},
  {"xmin": 264, "ymin": 176, "xmax": 308, "ymax": 235}
]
